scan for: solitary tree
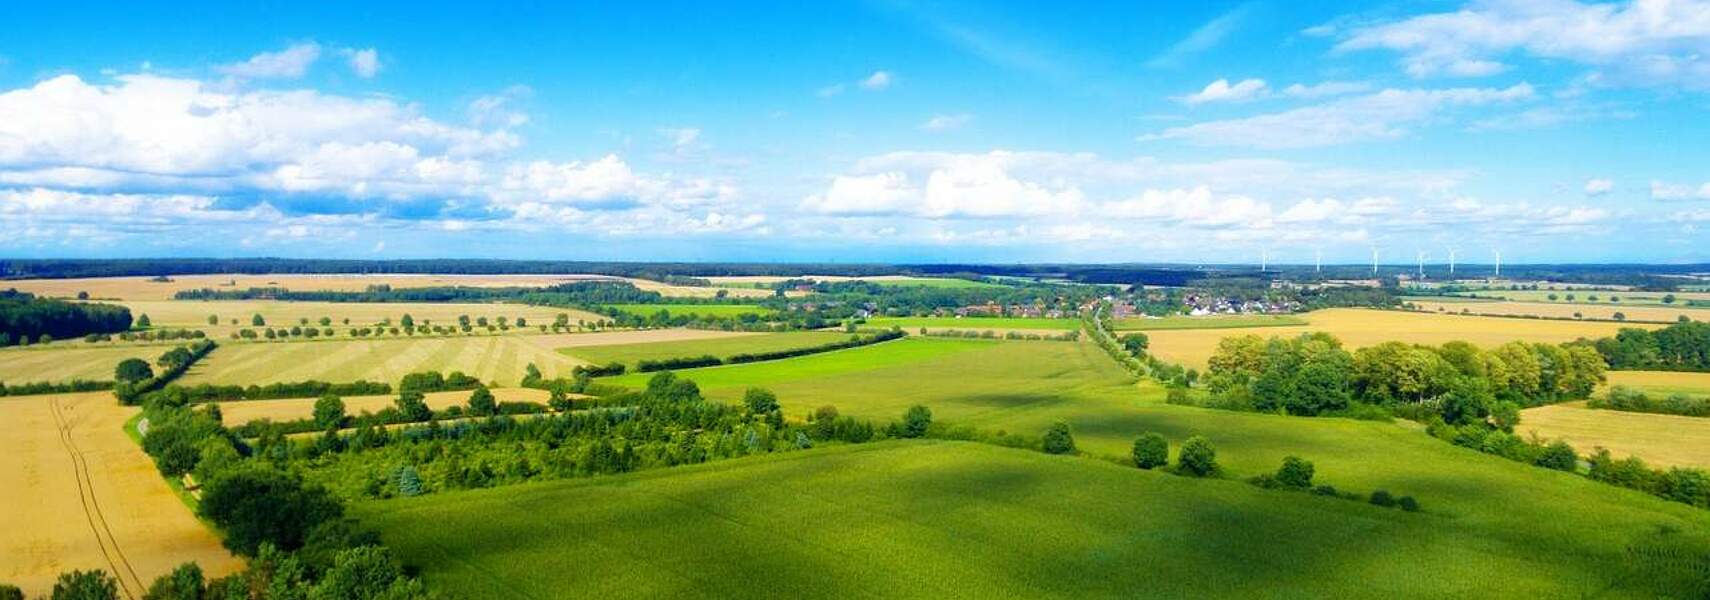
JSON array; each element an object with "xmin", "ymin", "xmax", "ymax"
[
  {"xmin": 1177, "ymin": 435, "xmax": 1219, "ymax": 477},
  {"xmin": 400, "ymin": 314, "xmax": 414, "ymax": 329},
  {"xmin": 313, "ymin": 395, "xmax": 346, "ymax": 430},
  {"xmin": 468, "ymin": 386, "xmax": 497, "ymax": 416},
  {"xmin": 115, "ymin": 358, "xmax": 154, "ymax": 383},
  {"xmin": 1276, "ymin": 456, "xmax": 1315, "ymax": 488},
  {"xmin": 1132, "ymin": 433, "xmax": 1169, "ymax": 469},
  {"xmin": 251, "ymin": 314, "xmax": 266, "ymax": 327},
  {"xmin": 395, "ymin": 391, "xmax": 431, "ymax": 422},
  {"xmin": 207, "ymin": 314, "xmax": 219, "ymax": 325},
  {"xmin": 901, "ymin": 405, "xmax": 932, "ymax": 438},
  {"xmin": 137, "ymin": 314, "xmax": 152, "ymax": 328},
  {"xmin": 548, "ymin": 389, "xmax": 572, "ymax": 412},
  {"xmin": 1042, "ymin": 421, "xmax": 1076, "ymax": 454},
  {"xmin": 744, "ymin": 388, "xmax": 780, "ymax": 414},
  {"xmin": 396, "ymin": 466, "xmax": 423, "ymax": 497}
]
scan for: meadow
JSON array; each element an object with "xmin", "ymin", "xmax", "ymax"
[
  {"xmin": 604, "ymin": 303, "xmax": 772, "ymax": 318},
  {"xmin": 1143, "ymin": 308, "xmax": 1648, "ymax": 369},
  {"xmin": 1409, "ymin": 299, "xmax": 1710, "ymax": 323},
  {"xmin": 0, "ymin": 344, "xmax": 164, "ymax": 383},
  {"xmin": 1112, "ymin": 314, "xmax": 1307, "ymax": 330},
  {"xmin": 562, "ymin": 331, "xmax": 849, "ymax": 367},
  {"xmin": 864, "ymin": 316, "xmax": 1082, "ymax": 331},
  {"xmin": 180, "ymin": 336, "xmax": 583, "ymax": 386},
  {"xmin": 357, "ymin": 439, "xmax": 1708, "ymax": 598},
  {"xmin": 1520, "ymin": 402, "xmax": 1710, "ymax": 469}
]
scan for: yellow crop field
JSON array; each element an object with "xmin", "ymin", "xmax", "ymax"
[
  {"xmin": 0, "ymin": 345, "xmax": 165, "ymax": 383},
  {"xmin": 180, "ymin": 336, "xmax": 583, "ymax": 387},
  {"xmin": 118, "ymin": 299, "xmax": 602, "ymax": 337},
  {"xmin": 2, "ymin": 274, "xmax": 616, "ymax": 301},
  {"xmin": 216, "ymin": 387, "xmax": 552, "ymax": 426},
  {"xmin": 1520, "ymin": 402, "xmax": 1710, "ymax": 469},
  {"xmin": 0, "ymin": 392, "xmax": 241, "ymax": 597},
  {"xmin": 1603, "ymin": 370, "xmax": 1710, "ymax": 397},
  {"xmin": 1144, "ymin": 308, "xmax": 1650, "ymax": 369},
  {"xmin": 1409, "ymin": 299, "xmax": 1710, "ymax": 323}
]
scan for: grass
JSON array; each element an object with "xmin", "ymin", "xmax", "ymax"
[
  {"xmin": 1605, "ymin": 370, "xmax": 1710, "ymax": 398},
  {"xmin": 179, "ymin": 336, "xmax": 582, "ymax": 386},
  {"xmin": 1144, "ymin": 308, "xmax": 1651, "ymax": 369},
  {"xmin": 561, "ymin": 331, "xmax": 851, "ymax": 366},
  {"xmin": 0, "ymin": 344, "xmax": 162, "ymax": 383},
  {"xmin": 356, "ymin": 440, "xmax": 1708, "ymax": 598},
  {"xmin": 601, "ymin": 337, "xmax": 991, "ymax": 390},
  {"xmin": 865, "ymin": 316, "xmax": 1082, "ymax": 331},
  {"xmin": 604, "ymin": 304, "xmax": 772, "ymax": 318},
  {"xmin": 1520, "ymin": 402, "xmax": 1710, "ymax": 469},
  {"xmin": 1112, "ymin": 314, "xmax": 1308, "ymax": 330}
]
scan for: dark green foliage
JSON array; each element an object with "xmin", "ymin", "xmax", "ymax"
[
  {"xmin": 143, "ymin": 562, "xmax": 203, "ymax": 600},
  {"xmin": 744, "ymin": 387, "xmax": 780, "ymax": 414},
  {"xmin": 1132, "ymin": 432, "xmax": 1168, "ymax": 469},
  {"xmin": 1594, "ymin": 322, "xmax": 1710, "ymax": 371},
  {"xmin": 1276, "ymin": 456, "xmax": 1314, "ymax": 488},
  {"xmin": 1535, "ymin": 441, "xmax": 1580, "ymax": 472},
  {"xmin": 396, "ymin": 466, "xmax": 423, "ymax": 497},
  {"xmin": 116, "ymin": 358, "xmax": 154, "ymax": 383},
  {"xmin": 0, "ymin": 290, "xmax": 132, "ymax": 347},
  {"xmin": 0, "ymin": 585, "xmax": 20, "ymax": 600},
  {"xmin": 51, "ymin": 569, "xmax": 118, "ymax": 600},
  {"xmin": 548, "ymin": 389, "xmax": 573, "ymax": 412},
  {"xmin": 637, "ymin": 355, "xmax": 722, "ymax": 372},
  {"xmin": 1370, "ymin": 490, "xmax": 1396, "ymax": 507},
  {"xmin": 395, "ymin": 391, "xmax": 432, "ymax": 422},
  {"xmin": 312, "ymin": 545, "xmax": 425, "ymax": 599},
  {"xmin": 1176, "ymin": 435, "xmax": 1218, "ymax": 477},
  {"xmin": 467, "ymin": 386, "xmax": 497, "ymax": 416},
  {"xmin": 313, "ymin": 394, "xmax": 346, "ymax": 430},
  {"xmin": 902, "ymin": 405, "xmax": 932, "ymax": 438},
  {"xmin": 1041, "ymin": 421, "xmax": 1076, "ymax": 455},
  {"xmin": 397, "ymin": 370, "xmax": 480, "ymax": 394},
  {"xmin": 1397, "ymin": 496, "xmax": 1421, "ymax": 512},
  {"xmin": 1591, "ymin": 386, "xmax": 1710, "ymax": 417},
  {"xmin": 198, "ymin": 467, "xmax": 345, "ymax": 556},
  {"xmin": 1119, "ymin": 332, "xmax": 1149, "ymax": 356},
  {"xmin": 168, "ymin": 379, "xmax": 391, "ymax": 403},
  {"xmin": 0, "ymin": 379, "xmax": 114, "ymax": 397}
]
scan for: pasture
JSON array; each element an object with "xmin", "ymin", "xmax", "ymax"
[
  {"xmin": 865, "ymin": 316, "xmax": 1081, "ymax": 331},
  {"xmin": 1520, "ymin": 402, "xmax": 1710, "ymax": 469},
  {"xmin": 604, "ymin": 303, "xmax": 772, "ymax": 318},
  {"xmin": 1112, "ymin": 314, "xmax": 1307, "ymax": 330},
  {"xmin": 0, "ymin": 345, "xmax": 163, "ymax": 383},
  {"xmin": 357, "ymin": 440, "xmax": 1706, "ymax": 598},
  {"xmin": 180, "ymin": 336, "xmax": 582, "ymax": 386},
  {"xmin": 3, "ymin": 273, "xmax": 610, "ymax": 301},
  {"xmin": 0, "ymin": 392, "xmax": 242, "ymax": 597},
  {"xmin": 215, "ymin": 388, "xmax": 550, "ymax": 427},
  {"xmin": 1143, "ymin": 308, "xmax": 1648, "ymax": 369},
  {"xmin": 1409, "ymin": 299, "xmax": 1709, "ymax": 323},
  {"xmin": 562, "ymin": 331, "xmax": 849, "ymax": 367}
]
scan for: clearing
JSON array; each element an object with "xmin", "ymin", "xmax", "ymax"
[
  {"xmin": 561, "ymin": 331, "xmax": 851, "ymax": 367},
  {"xmin": 1520, "ymin": 401, "xmax": 1710, "ymax": 468},
  {"xmin": 0, "ymin": 392, "xmax": 240, "ymax": 598}
]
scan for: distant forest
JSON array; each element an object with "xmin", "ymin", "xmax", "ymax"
[
  {"xmin": 2, "ymin": 258, "xmax": 1706, "ymax": 289},
  {"xmin": 0, "ymin": 290, "xmax": 132, "ymax": 346}
]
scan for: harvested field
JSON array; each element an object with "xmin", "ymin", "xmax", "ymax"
[
  {"xmin": 216, "ymin": 388, "xmax": 550, "ymax": 426},
  {"xmin": 4, "ymin": 274, "xmax": 615, "ymax": 301},
  {"xmin": 1604, "ymin": 370, "xmax": 1710, "ymax": 397},
  {"xmin": 1520, "ymin": 402, "xmax": 1710, "ymax": 469},
  {"xmin": 1409, "ymin": 299, "xmax": 1710, "ymax": 323},
  {"xmin": 0, "ymin": 345, "xmax": 163, "ymax": 384},
  {"xmin": 1145, "ymin": 308, "xmax": 1650, "ymax": 369},
  {"xmin": 622, "ymin": 278, "xmax": 774, "ymax": 298},
  {"xmin": 0, "ymin": 392, "xmax": 240, "ymax": 597},
  {"xmin": 180, "ymin": 336, "xmax": 582, "ymax": 387},
  {"xmin": 1450, "ymin": 289, "xmax": 1710, "ymax": 307},
  {"xmin": 116, "ymin": 299, "xmax": 599, "ymax": 337}
]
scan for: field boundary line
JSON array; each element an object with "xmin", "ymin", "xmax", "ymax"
[{"xmin": 49, "ymin": 396, "xmax": 143, "ymax": 600}]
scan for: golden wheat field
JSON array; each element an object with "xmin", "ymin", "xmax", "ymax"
[
  {"xmin": 116, "ymin": 299, "xmax": 602, "ymax": 337},
  {"xmin": 1144, "ymin": 308, "xmax": 1651, "ymax": 369},
  {"xmin": 179, "ymin": 336, "xmax": 581, "ymax": 386},
  {"xmin": 1602, "ymin": 370, "xmax": 1710, "ymax": 397},
  {"xmin": 214, "ymin": 387, "xmax": 555, "ymax": 426},
  {"xmin": 0, "ymin": 392, "xmax": 242, "ymax": 598},
  {"xmin": 1520, "ymin": 401, "xmax": 1710, "ymax": 469},
  {"xmin": 1409, "ymin": 299, "xmax": 1710, "ymax": 323},
  {"xmin": 0, "ymin": 345, "xmax": 167, "ymax": 383}
]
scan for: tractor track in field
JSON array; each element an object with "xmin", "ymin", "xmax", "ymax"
[{"xmin": 48, "ymin": 396, "xmax": 143, "ymax": 600}]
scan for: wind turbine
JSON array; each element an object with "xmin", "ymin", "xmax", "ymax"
[
  {"xmin": 1260, "ymin": 249, "xmax": 1268, "ymax": 273},
  {"xmin": 1447, "ymin": 247, "xmax": 1457, "ymax": 278},
  {"xmin": 1314, "ymin": 247, "xmax": 1322, "ymax": 274},
  {"xmin": 1371, "ymin": 247, "xmax": 1380, "ymax": 277},
  {"xmin": 1416, "ymin": 250, "xmax": 1426, "ymax": 279},
  {"xmin": 1494, "ymin": 248, "xmax": 1502, "ymax": 279}
]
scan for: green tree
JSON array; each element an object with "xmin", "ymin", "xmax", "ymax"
[
  {"xmin": 1535, "ymin": 440, "xmax": 1579, "ymax": 471},
  {"xmin": 311, "ymin": 545, "xmax": 423, "ymax": 599},
  {"xmin": 1119, "ymin": 332, "xmax": 1149, "ymax": 356},
  {"xmin": 0, "ymin": 584, "xmax": 22, "ymax": 600},
  {"xmin": 1276, "ymin": 456, "xmax": 1315, "ymax": 488},
  {"xmin": 143, "ymin": 562, "xmax": 204, "ymax": 600},
  {"xmin": 1177, "ymin": 435, "xmax": 1218, "ymax": 477},
  {"xmin": 1041, "ymin": 421, "xmax": 1076, "ymax": 454},
  {"xmin": 1132, "ymin": 433, "xmax": 1169, "ymax": 469},
  {"xmin": 901, "ymin": 405, "xmax": 932, "ymax": 438},
  {"xmin": 744, "ymin": 388, "xmax": 780, "ymax": 414},
  {"xmin": 395, "ymin": 391, "xmax": 431, "ymax": 422},
  {"xmin": 396, "ymin": 466, "xmax": 423, "ymax": 497},
  {"xmin": 51, "ymin": 569, "xmax": 118, "ymax": 600},
  {"xmin": 115, "ymin": 358, "xmax": 154, "ymax": 383},
  {"xmin": 467, "ymin": 386, "xmax": 497, "ymax": 416},
  {"xmin": 198, "ymin": 468, "xmax": 343, "ymax": 556},
  {"xmin": 1370, "ymin": 489, "xmax": 1397, "ymax": 507},
  {"xmin": 207, "ymin": 314, "xmax": 218, "ymax": 326},
  {"xmin": 251, "ymin": 314, "xmax": 266, "ymax": 327},
  {"xmin": 137, "ymin": 314, "xmax": 152, "ymax": 328},
  {"xmin": 399, "ymin": 314, "xmax": 414, "ymax": 329},
  {"xmin": 548, "ymin": 389, "xmax": 572, "ymax": 412},
  {"xmin": 312, "ymin": 394, "xmax": 346, "ymax": 430}
]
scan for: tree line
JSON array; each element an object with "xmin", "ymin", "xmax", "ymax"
[
  {"xmin": 0, "ymin": 289, "xmax": 132, "ymax": 346},
  {"xmin": 1591, "ymin": 321, "xmax": 1710, "ymax": 371}
]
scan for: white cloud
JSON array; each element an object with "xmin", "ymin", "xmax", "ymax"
[
  {"xmin": 1282, "ymin": 81, "xmax": 1371, "ymax": 98},
  {"xmin": 860, "ymin": 70, "xmax": 894, "ymax": 91},
  {"xmin": 1147, "ymin": 3, "xmax": 1254, "ymax": 68},
  {"xmin": 468, "ymin": 85, "xmax": 532, "ymax": 128},
  {"xmin": 342, "ymin": 48, "xmax": 381, "ymax": 78},
  {"xmin": 216, "ymin": 43, "xmax": 322, "ymax": 79},
  {"xmin": 1335, "ymin": 0, "xmax": 1710, "ymax": 88},
  {"xmin": 1177, "ymin": 78, "xmax": 1269, "ymax": 105},
  {"xmin": 804, "ymin": 153, "xmax": 1082, "ymax": 219},
  {"xmin": 1652, "ymin": 180, "xmax": 1710, "ymax": 200},
  {"xmin": 920, "ymin": 113, "xmax": 974, "ymax": 131},
  {"xmin": 1100, "ymin": 186, "xmax": 1272, "ymax": 229},
  {"xmin": 1585, "ymin": 178, "xmax": 1614, "ymax": 195},
  {"xmin": 1143, "ymin": 84, "xmax": 1535, "ymax": 148}
]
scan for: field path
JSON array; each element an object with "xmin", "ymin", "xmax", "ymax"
[{"xmin": 0, "ymin": 392, "xmax": 241, "ymax": 597}]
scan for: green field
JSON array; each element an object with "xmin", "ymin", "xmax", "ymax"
[
  {"xmin": 180, "ymin": 336, "xmax": 580, "ymax": 386},
  {"xmin": 602, "ymin": 337, "xmax": 990, "ymax": 390},
  {"xmin": 0, "ymin": 345, "xmax": 163, "ymax": 383},
  {"xmin": 358, "ymin": 440, "xmax": 1706, "ymax": 598},
  {"xmin": 1112, "ymin": 314, "xmax": 1308, "ymax": 330},
  {"xmin": 605, "ymin": 304, "xmax": 772, "ymax": 318},
  {"xmin": 865, "ymin": 316, "xmax": 1082, "ymax": 331},
  {"xmin": 561, "ymin": 331, "xmax": 853, "ymax": 366}
]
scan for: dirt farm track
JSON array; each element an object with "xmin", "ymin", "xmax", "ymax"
[{"xmin": 0, "ymin": 392, "xmax": 240, "ymax": 598}]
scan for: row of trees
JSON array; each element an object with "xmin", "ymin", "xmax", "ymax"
[
  {"xmin": 1591, "ymin": 321, "xmax": 1710, "ymax": 371},
  {"xmin": 0, "ymin": 289, "xmax": 131, "ymax": 346},
  {"xmin": 1204, "ymin": 333, "xmax": 1606, "ymax": 422}
]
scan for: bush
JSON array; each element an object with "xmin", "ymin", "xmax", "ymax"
[
  {"xmin": 52, "ymin": 569, "xmax": 118, "ymax": 600},
  {"xmin": 1397, "ymin": 495, "xmax": 1421, "ymax": 512},
  {"xmin": 1276, "ymin": 456, "xmax": 1315, "ymax": 488},
  {"xmin": 144, "ymin": 562, "xmax": 203, "ymax": 600},
  {"xmin": 0, "ymin": 584, "xmax": 19, "ymax": 600},
  {"xmin": 901, "ymin": 405, "xmax": 932, "ymax": 438},
  {"xmin": 1041, "ymin": 421, "xmax": 1076, "ymax": 455},
  {"xmin": 1369, "ymin": 489, "xmax": 1396, "ymax": 507},
  {"xmin": 1132, "ymin": 432, "xmax": 1169, "ymax": 469},
  {"xmin": 1535, "ymin": 440, "xmax": 1579, "ymax": 472},
  {"xmin": 312, "ymin": 394, "xmax": 346, "ymax": 430},
  {"xmin": 467, "ymin": 386, "xmax": 497, "ymax": 416},
  {"xmin": 1176, "ymin": 435, "xmax": 1218, "ymax": 477},
  {"xmin": 115, "ymin": 358, "xmax": 153, "ymax": 383},
  {"xmin": 744, "ymin": 388, "xmax": 780, "ymax": 414}
]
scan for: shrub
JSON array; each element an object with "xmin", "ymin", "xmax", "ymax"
[
  {"xmin": 115, "ymin": 358, "xmax": 154, "ymax": 383},
  {"xmin": 1176, "ymin": 435, "xmax": 1218, "ymax": 477},
  {"xmin": 467, "ymin": 386, "xmax": 497, "ymax": 416},
  {"xmin": 1397, "ymin": 496, "xmax": 1421, "ymax": 512},
  {"xmin": 1369, "ymin": 489, "xmax": 1396, "ymax": 507},
  {"xmin": 1041, "ymin": 421, "xmax": 1076, "ymax": 455},
  {"xmin": 1165, "ymin": 386, "xmax": 1191, "ymax": 405},
  {"xmin": 0, "ymin": 585, "xmax": 19, "ymax": 600},
  {"xmin": 1276, "ymin": 456, "xmax": 1315, "ymax": 488},
  {"xmin": 52, "ymin": 569, "xmax": 118, "ymax": 600},
  {"xmin": 1132, "ymin": 432, "xmax": 1169, "ymax": 469},
  {"xmin": 312, "ymin": 394, "xmax": 346, "ymax": 430},
  {"xmin": 744, "ymin": 388, "xmax": 780, "ymax": 414},
  {"xmin": 198, "ymin": 467, "xmax": 344, "ymax": 556},
  {"xmin": 144, "ymin": 562, "xmax": 203, "ymax": 600},
  {"xmin": 396, "ymin": 465, "xmax": 423, "ymax": 497},
  {"xmin": 901, "ymin": 405, "xmax": 932, "ymax": 438},
  {"xmin": 1535, "ymin": 440, "xmax": 1579, "ymax": 472}
]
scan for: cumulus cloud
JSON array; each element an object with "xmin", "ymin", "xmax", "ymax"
[
  {"xmin": 803, "ymin": 153, "xmax": 1082, "ymax": 219},
  {"xmin": 860, "ymin": 70, "xmax": 894, "ymax": 90},
  {"xmin": 920, "ymin": 113, "xmax": 973, "ymax": 131},
  {"xmin": 216, "ymin": 43, "xmax": 322, "ymax": 79},
  {"xmin": 1099, "ymin": 187, "xmax": 1272, "ymax": 229},
  {"xmin": 1652, "ymin": 180, "xmax": 1710, "ymax": 200},
  {"xmin": 1143, "ymin": 84, "xmax": 1535, "ymax": 148},
  {"xmin": 342, "ymin": 48, "xmax": 381, "ymax": 78},
  {"xmin": 1281, "ymin": 80, "xmax": 1371, "ymax": 98},
  {"xmin": 1585, "ymin": 178, "xmax": 1614, "ymax": 195},
  {"xmin": 1334, "ymin": 0, "xmax": 1710, "ymax": 89},
  {"xmin": 1177, "ymin": 78, "xmax": 1269, "ymax": 105}
]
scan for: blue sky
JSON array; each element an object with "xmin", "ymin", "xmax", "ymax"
[{"xmin": 1, "ymin": 0, "xmax": 1707, "ymax": 264}]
